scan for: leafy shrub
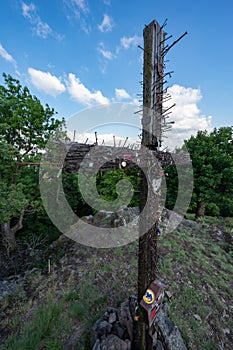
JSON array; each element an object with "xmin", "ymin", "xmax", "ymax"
[
  {"xmin": 205, "ymin": 203, "xmax": 220, "ymax": 217},
  {"xmin": 219, "ymin": 199, "xmax": 233, "ymax": 217}
]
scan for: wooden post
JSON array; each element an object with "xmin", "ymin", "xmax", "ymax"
[{"xmin": 135, "ymin": 19, "xmax": 165, "ymax": 350}]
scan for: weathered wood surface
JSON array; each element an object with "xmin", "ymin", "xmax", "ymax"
[{"xmin": 55, "ymin": 142, "xmax": 191, "ymax": 174}]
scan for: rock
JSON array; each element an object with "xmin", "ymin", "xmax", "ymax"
[
  {"xmin": 181, "ymin": 219, "xmax": 197, "ymax": 228},
  {"xmin": 81, "ymin": 215, "xmax": 94, "ymax": 224},
  {"xmin": 193, "ymin": 314, "xmax": 202, "ymax": 321},
  {"xmin": 116, "ymin": 206, "xmax": 139, "ymax": 224},
  {"xmin": 155, "ymin": 313, "xmax": 173, "ymax": 337},
  {"xmin": 93, "ymin": 211, "xmax": 116, "ymax": 227},
  {"xmin": 222, "ymin": 309, "xmax": 227, "ymax": 318},
  {"xmin": 112, "ymin": 321, "xmax": 126, "ymax": 339},
  {"xmin": 82, "ymin": 207, "xmax": 140, "ymax": 230},
  {"xmin": 91, "ymin": 300, "xmax": 187, "ymax": 350},
  {"xmin": 152, "ymin": 329, "xmax": 158, "ymax": 345},
  {"xmin": 103, "ymin": 311, "xmax": 109, "ymax": 320},
  {"xmin": 97, "ymin": 320, "xmax": 112, "ymax": 337},
  {"xmin": 91, "ymin": 319, "xmax": 112, "ymax": 344},
  {"xmin": 154, "ymin": 340, "xmax": 165, "ymax": 350},
  {"xmin": 0, "ymin": 278, "xmax": 25, "ymax": 301},
  {"xmin": 107, "ymin": 307, "xmax": 118, "ymax": 314},
  {"xmin": 109, "ymin": 311, "xmax": 117, "ymax": 324},
  {"xmin": 155, "ymin": 308, "xmax": 187, "ymax": 350},
  {"xmin": 92, "ymin": 339, "xmax": 101, "ymax": 350},
  {"xmin": 126, "ymin": 317, "xmax": 134, "ymax": 342},
  {"xmin": 119, "ymin": 300, "xmax": 134, "ymax": 341},
  {"xmin": 128, "ymin": 295, "xmax": 137, "ymax": 318},
  {"xmin": 162, "ymin": 209, "xmax": 184, "ymax": 232},
  {"xmin": 125, "ymin": 339, "xmax": 131, "ymax": 350},
  {"xmin": 223, "ymin": 328, "xmax": 230, "ymax": 335},
  {"xmin": 63, "ymin": 324, "xmax": 86, "ymax": 349},
  {"xmin": 165, "ymin": 290, "xmax": 172, "ymax": 300},
  {"xmin": 100, "ymin": 334, "xmax": 128, "ymax": 350},
  {"xmin": 113, "ymin": 218, "xmax": 126, "ymax": 227}
]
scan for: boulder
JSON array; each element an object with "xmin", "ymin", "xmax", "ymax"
[
  {"xmin": 100, "ymin": 334, "xmax": 128, "ymax": 350},
  {"xmin": 155, "ymin": 307, "xmax": 187, "ymax": 350}
]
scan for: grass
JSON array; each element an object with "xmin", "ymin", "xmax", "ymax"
[
  {"xmin": 1, "ymin": 277, "xmax": 108, "ymax": 350},
  {"xmin": 1, "ymin": 301, "xmax": 65, "ymax": 350},
  {"xmin": 0, "ymin": 240, "xmax": 138, "ymax": 350},
  {"xmin": 0, "ymin": 216, "xmax": 232, "ymax": 349},
  {"xmin": 157, "ymin": 217, "xmax": 233, "ymax": 350}
]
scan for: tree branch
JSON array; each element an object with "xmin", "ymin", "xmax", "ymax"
[{"xmin": 11, "ymin": 209, "xmax": 25, "ymax": 235}]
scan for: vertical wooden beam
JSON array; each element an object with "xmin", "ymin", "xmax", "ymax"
[
  {"xmin": 141, "ymin": 20, "xmax": 165, "ymax": 149},
  {"xmin": 136, "ymin": 19, "xmax": 165, "ymax": 350}
]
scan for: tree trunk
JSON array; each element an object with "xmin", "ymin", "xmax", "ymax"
[
  {"xmin": 1, "ymin": 222, "xmax": 16, "ymax": 250},
  {"xmin": 1, "ymin": 209, "xmax": 25, "ymax": 250},
  {"xmin": 195, "ymin": 201, "xmax": 205, "ymax": 218}
]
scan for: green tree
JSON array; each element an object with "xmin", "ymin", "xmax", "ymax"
[
  {"xmin": 164, "ymin": 163, "xmax": 178, "ymax": 210},
  {"xmin": 184, "ymin": 127, "xmax": 233, "ymax": 217},
  {"xmin": 209, "ymin": 127, "xmax": 233, "ymax": 216},
  {"xmin": 0, "ymin": 73, "xmax": 64, "ymax": 248},
  {"xmin": 63, "ymin": 168, "xmax": 140, "ymax": 217},
  {"xmin": 96, "ymin": 168, "xmax": 140, "ymax": 208}
]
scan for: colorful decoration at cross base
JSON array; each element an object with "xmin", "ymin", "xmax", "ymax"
[{"xmin": 140, "ymin": 280, "xmax": 166, "ymax": 327}]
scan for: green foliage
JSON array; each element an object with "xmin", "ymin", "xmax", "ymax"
[
  {"xmin": 182, "ymin": 127, "xmax": 233, "ymax": 217},
  {"xmin": 219, "ymin": 198, "xmax": 233, "ymax": 217},
  {"xmin": 0, "ymin": 278, "xmax": 108, "ymax": 350},
  {"xmin": 96, "ymin": 168, "xmax": 140, "ymax": 209},
  {"xmin": 157, "ymin": 219, "xmax": 232, "ymax": 350},
  {"xmin": 62, "ymin": 173, "xmax": 93, "ymax": 217},
  {"xmin": 63, "ymin": 126, "xmax": 233, "ymax": 219},
  {"xmin": 1, "ymin": 300, "xmax": 64, "ymax": 350},
  {"xmin": 205, "ymin": 203, "xmax": 220, "ymax": 217},
  {"xmin": 1, "ymin": 217, "xmax": 232, "ymax": 350},
  {"xmin": 0, "ymin": 73, "xmax": 65, "ymax": 247},
  {"xmin": 164, "ymin": 164, "xmax": 178, "ymax": 210},
  {"xmin": 62, "ymin": 168, "xmax": 140, "ymax": 216},
  {"xmin": 0, "ymin": 182, "xmax": 28, "ymax": 223},
  {"xmin": 0, "ymin": 73, "xmax": 63, "ymax": 154}
]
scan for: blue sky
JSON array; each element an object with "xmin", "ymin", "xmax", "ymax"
[{"xmin": 0, "ymin": 0, "xmax": 233, "ymax": 147}]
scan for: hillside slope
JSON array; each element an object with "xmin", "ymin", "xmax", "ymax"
[{"xmin": 0, "ymin": 214, "xmax": 232, "ymax": 349}]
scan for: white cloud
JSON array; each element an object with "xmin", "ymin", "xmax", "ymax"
[
  {"xmin": 103, "ymin": 0, "xmax": 111, "ymax": 5},
  {"xmin": 0, "ymin": 43, "xmax": 15, "ymax": 64},
  {"xmin": 73, "ymin": 0, "xmax": 89, "ymax": 12},
  {"xmin": 98, "ymin": 14, "xmax": 114, "ymax": 32},
  {"xmin": 68, "ymin": 131, "xmax": 137, "ymax": 147},
  {"xmin": 64, "ymin": 0, "xmax": 89, "ymax": 14},
  {"xmin": 35, "ymin": 20, "xmax": 52, "ymax": 38},
  {"xmin": 115, "ymin": 88, "xmax": 131, "ymax": 100},
  {"xmin": 98, "ymin": 44, "xmax": 115, "ymax": 60},
  {"xmin": 120, "ymin": 35, "xmax": 141, "ymax": 49},
  {"xmin": 63, "ymin": 0, "xmax": 89, "ymax": 21},
  {"xmin": 63, "ymin": 0, "xmax": 90, "ymax": 32},
  {"xmin": 28, "ymin": 68, "xmax": 66, "ymax": 96},
  {"xmin": 22, "ymin": 2, "xmax": 52, "ymax": 38},
  {"xmin": 99, "ymin": 49, "xmax": 114, "ymax": 60},
  {"xmin": 22, "ymin": 2, "xmax": 36, "ymax": 18},
  {"xmin": 67, "ymin": 73, "xmax": 109, "ymax": 106},
  {"xmin": 162, "ymin": 84, "xmax": 212, "ymax": 149}
]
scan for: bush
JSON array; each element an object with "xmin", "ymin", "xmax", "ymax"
[
  {"xmin": 219, "ymin": 199, "xmax": 233, "ymax": 217},
  {"xmin": 205, "ymin": 203, "xmax": 220, "ymax": 217}
]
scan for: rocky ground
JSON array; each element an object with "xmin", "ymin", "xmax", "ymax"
[{"xmin": 0, "ymin": 210, "xmax": 232, "ymax": 349}]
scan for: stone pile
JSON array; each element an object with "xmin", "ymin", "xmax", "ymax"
[
  {"xmin": 91, "ymin": 296, "xmax": 137, "ymax": 350},
  {"xmin": 82, "ymin": 206, "xmax": 140, "ymax": 228},
  {"xmin": 91, "ymin": 297, "xmax": 187, "ymax": 350}
]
